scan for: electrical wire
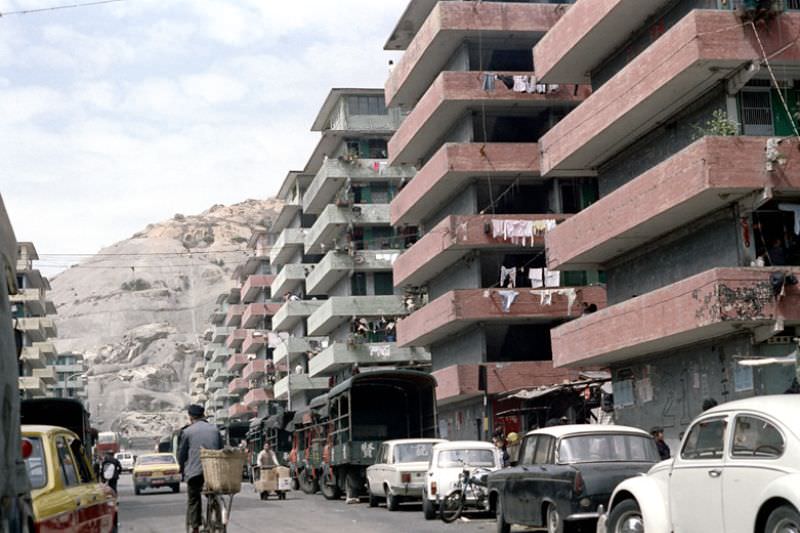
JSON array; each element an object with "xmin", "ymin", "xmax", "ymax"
[{"xmin": 0, "ymin": 0, "xmax": 127, "ymax": 17}]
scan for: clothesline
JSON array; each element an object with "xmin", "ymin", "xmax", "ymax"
[
  {"xmin": 491, "ymin": 218, "xmax": 558, "ymax": 246},
  {"xmin": 482, "ymin": 73, "xmax": 561, "ymax": 95}
]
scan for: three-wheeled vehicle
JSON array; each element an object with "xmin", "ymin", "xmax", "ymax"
[{"xmin": 248, "ymin": 411, "xmax": 294, "ymax": 500}]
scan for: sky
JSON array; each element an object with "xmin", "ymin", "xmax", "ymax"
[{"xmin": 0, "ymin": 0, "xmax": 407, "ymax": 272}]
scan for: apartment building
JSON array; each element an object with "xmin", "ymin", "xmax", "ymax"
[
  {"xmin": 13, "ymin": 242, "xmax": 58, "ymax": 399},
  {"xmin": 385, "ymin": 0, "xmax": 608, "ymax": 440},
  {"xmin": 53, "ymin": 351, "xmax": 87, "ymax": 402},
  {"xmin": 271, "ymin": 88, "xmax": 431, "ymax": 411},
  {"xmin": 539, "ymin": 0, "xmax": 800, "ymax": 438}
]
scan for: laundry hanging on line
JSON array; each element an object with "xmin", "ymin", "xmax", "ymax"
[{"xmin": 491, "ymin": 218, "xmax": 558, "ymax": 246}]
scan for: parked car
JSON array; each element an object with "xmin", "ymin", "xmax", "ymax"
[
  {"xmin": 132, "ymin": 453, "xmax": 181, "ymax": 495},
  {"xmin": 115, "ymin": 451, "xmax": 134, "ymax": 472},
  {"xmin": 366, "ymin": 438, "xmax": 447, "ymax": 510},
  {"xmin": 489, "ymin": 425, "xmax": 659, "ymax": 533},
  {"xmin": 599, "ymin": 395, "xmax": 800, "ymax": 533},
  {"xmin": 23, "ymin": 424, "xmax": 117, "ymax": 532},
  {"xmin": 422, "ymin": 441, "xmax": 503, "ymax": 520}
]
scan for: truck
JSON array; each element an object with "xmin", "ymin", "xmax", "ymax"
[{"xmin": 0, "ymin": 193, "xmax": 32, "ymax": 532}]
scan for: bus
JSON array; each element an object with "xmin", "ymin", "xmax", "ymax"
[{"xmin": 96, "ymin": 431, "xmax": 121, "ymax": 456}]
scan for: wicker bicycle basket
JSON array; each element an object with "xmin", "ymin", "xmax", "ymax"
[{"xmin": 200, "ymin": 448, "xmax": 247, "ymax": 494}]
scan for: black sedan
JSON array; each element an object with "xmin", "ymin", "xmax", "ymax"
[{"xmin": 488, "ymin": 425, "xmax": 659, "ymax": 533}]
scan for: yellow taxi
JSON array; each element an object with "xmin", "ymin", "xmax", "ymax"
[
  {"xmin": 22, "ymin": 425, "xmax": 117, "ymax": 533},
  {"xmin": 132, "ymin": 453, "xmax": 181, "ymax": 495}
]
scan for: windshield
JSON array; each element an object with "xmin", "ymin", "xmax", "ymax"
[
  {"xmin": 24, "ymin": 437, "xmax": 47, "ymax": 489},
  {"xmin": 558, "ymin": 434, "xmax": 659, "ymax": 464},
  {"xmin": 97, "ymin": 433, "xmax": 117, "ymax": 444},
  {"xmin": 393, "ymin": 443, "xmax": 434, "ymax": 463},
  {"xmin": 137, "ymin": 455, "xmax": 176, "ymax": 466},
  {"xmin": 437, "ymin": 449, "xmax": 497, "ymax": 468}
]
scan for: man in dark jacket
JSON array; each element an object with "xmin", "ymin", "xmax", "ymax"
[
  {"xmin": 178, "ymin": 404, "xmax": 222, "ymax": 533},
  {"xmin": 650, "ymin": 427, "xmax": 671, "ymax": 460},
  {"xmin": 100, "ymin": 452, "xmax": 122, "ymax": 494}
]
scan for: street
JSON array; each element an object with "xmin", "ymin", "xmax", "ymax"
[{"xmin": 116, "ymin": 474, "xmax": 503, "ymax": 533}]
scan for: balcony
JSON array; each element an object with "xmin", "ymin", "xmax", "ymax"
[
  {"xmin": 270, "ymin": 201, "xmax": 302, "ymax": 236},
  {"xmin": 309, "ymin": 342, "xmax": 431, "ymax": 377},
  {"xmin": 210, "ymin": 307, "xmax": 226, "ymax": 326},
  {"xmin": 203, "ymin": 343, "xmax": 217, "ymax": 360},
  {"xmin": 228, "ymin": 378, "xmax": 249, "ymax": 396},
  {"xmin": 224, "ymin": 305, "xmax": 245, "ymax": 327},
  {"xmin": 533, "ymin": 0, "xmax": 675, "ymax": 84},
  {"xmin": 552, "ymin": 268, "xmax": 800, "ymax": 368},
  {"xmin": 274, "ymin": 336, "xmax": 328, "ymax": 367},
  {"xmin": 242, "ymin": 359, "xmax": 271, "ymax": 382},
  {"xmin": 394, "ymin": 214, "xmax": 566, "ymax": 287},
  {"xmin": 10, "ymin": 288, "xmax": 49, "ymax": 316},
  {"xmin": 204, "ymin": 362, "xmax": 223, "ymax": 378},
  {"xmin": 18, "ymin": 376, "xmax": 46, "ymax": 398},
  {"xmin": 19, "ymin": 346, "xmax": 46, "ymax": 369},
  {"xmin": 433, "ymin": 362, "xmax": 581, "ymax": 405},
  {"xmin": 269, "ymin": 228, "xmax": 306, "ymax": 267},
  {"xmin": 242, "ymin": 303, "xmax": 281, "ymax": 329},
  {"xmin": 35, "ymin": 342, "xmax": 56, "ymax": 359},
  {"xmin": 398, "ymin": 286, "xmax": 607, "ymax": 347},
  {"xmin": 244, "ymin": 388, "xmax": 273, "ymax": 409},
  {"xmin": 272, "ymin": 300, "xmax": 325, "ymax": 332},
  {"xmin": 547, "ymin": 136, "xmax": 800, "ymax": 270},
  {"xmin": 16, "ymin": 318, "xmax": 46, "ymax": 342},
  {"xmin": 306, "ymin": 250, "xmax": 401, "ymax": 296},
  {"xmin": 241, "ymin": 275, "xmax": 275, "ymax": 304},
  {"xmin": 270, "ymin": 263, "xmax": 311, "ymax": 299},
  {"xmin": 225, "ymin": 354, "xmax": 248, "ymax": 373},
  {"xmin": 386, "ymin": 1, "xmax": 566, "ymax": 108},
  {"xmin": 212, "ymin": 327, "xmax": 233, "ymax": 344},
  {"xmin": 211, "ymin": 347, "xmax": 231, "ymax": 364},
  {"xmin": 391, "ymin": 142, "xmax": 540, "ymax": 226},
  {"xmin": 389, "ymin": 70, "xmax": 588, "ymax": 166},
  {"xmin": 274, "ymin": 374, "xmax": 329, "ymax": 401},
  {"xmin": 225, "ymin": 329, "xmax": 247, "ymax": 350},
  {"xmin": 539, "ymin": 10, "xmax": 800, "ymax": 175},
  {"xmin": 32, "ymin": 367, "xmax": 57, "ymax": 385},
  {"xmin": 307, "ymin": 295, "xmax": 407, "ymax": 336},
  {"xmin": 303, "ymin": 158, "xmax": 416, "ymax": 215},
  {"xmin": 305, "ymin": 204, "xmax": 392, "ymax": 254},
  {"xmin": 214, "ymin": 410, "xmax": 229, "ymax": 423},
  {"xmin": 228, "ymin": 403, "xmax": 256, "ymax": 420},
  {"xmin": 242, "ymin": 331, "xmax": 268, "ymax": 355}
]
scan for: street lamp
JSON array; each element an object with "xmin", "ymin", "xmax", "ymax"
[{"xmin": 63, "ymin": 372, "xmax": 87, "ymax": 401}]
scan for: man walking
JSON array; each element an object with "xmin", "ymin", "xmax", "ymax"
[
  {"xmin": 178, "ymin": 404, "xmax": 222, "ymax": 533},
  {"xmin": 100, "ymin": 452, "xmax": 122, "ymax": 494}
]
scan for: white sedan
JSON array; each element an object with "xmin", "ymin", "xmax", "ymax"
[{"xmin": 600, "ymin": 395, "xmax": 800, "ymax": 533}]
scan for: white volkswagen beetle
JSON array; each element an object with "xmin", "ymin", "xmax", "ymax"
[{"xmin": 599, "ymin": 395, "xmax": 800, "ymax": 533}]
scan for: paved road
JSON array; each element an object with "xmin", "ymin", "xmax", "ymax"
[{"xmin": 116, "ymin": 474, "xmax": 504, "ymax": 533}]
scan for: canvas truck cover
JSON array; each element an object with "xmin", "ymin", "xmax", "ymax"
[{"xmin": 0, "ymin": 194, "xmax": 29, "ymax": 516}]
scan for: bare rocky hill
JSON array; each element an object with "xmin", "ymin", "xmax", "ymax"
[{"xmin": 50, "ymin": 199, "xmax": 281, "ymax": 446}]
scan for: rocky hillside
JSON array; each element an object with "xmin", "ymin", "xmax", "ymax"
[{"xmin": 50, "ymin": 199, "xmax": 281, "ymax": 445}]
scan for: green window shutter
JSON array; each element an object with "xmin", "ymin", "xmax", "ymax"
[
  {"xmin": 563, "ymin": 271, "xmax": 588, "ymax": 287},
  {"xmin": 373, "ymin": 273, "xmax": 394, "ymax": 296},
  {"xmin": 771, "ymin": 88, "xmax": 799, "ymax": 137}
]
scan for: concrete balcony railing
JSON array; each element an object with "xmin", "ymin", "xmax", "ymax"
[
  {"xmin": 270, "ymin": 263, "xmax": 311, "ymax": 299},
  {"xmin": 398, "ymin": 286, "xmax": 607, "ymax": 347},
  {"xmin": 270, "ymin": 201, "xmax": 302, "ymax": 236},
  {"xmin": 32, "ymin": 367, "xmax": 57, "ymax": 385},
  {"xmin": 242, "ymin": 359, "xmax": 271, "ymax": 382},
  {"xmin": 204, "ymin": 362, "xmax": 223, "ymax": 378},
  {"xmin": 389, "ymin": 70, "xmax": 588, "ymax": 166},
  {"xmin": 225, "ymin": 354, "xmax": 249, "ymax": 373},
  {"xmin": 274, "ymin": 374, "xmax": 329, "ymax": 401},
  {"xmin": 394, "ymin": 214, "xmax": 567, "ymax": 287},
  {"xmin": 274, "ymin": 336, "xmax": 328, "ymax": 367},
  {"xmin": 303, "ymin": 158, "xmax": 416, "ymax": 215},
  {"xmin": 546, "ymin": 136, "xmax": 800, "ymax": 271},
  {"xmin": 391, "ymin": 142, "xmax": 540, "ymax": 226},
  {"xmin": 211, "ymin": 347, "xmax": 231, "ymax": 364},
  {"xmin": 10, "ymin": 288, "xmax": 49, "ymax": 316},
  {"xmin": 242, "ymin": 303, "xmax": 281, "ymax": 329},
  {"xmin": 212, "ymin": 327, "xmax": 233, "ymax": 344},
  {"xmin": 34, "ymin": 342, "xmax": 56, "ymax": 359},
  {"xmin": 244, "ymin": 388, "xmax": 273, "ymax": 409},
  {"xmin": 552, "ymin": 268, "xmax": 800, "ymax": 368},
  {"xmin": 19, "ymin": 346, "xmax": 46, "ymax": 370},
  {"xmin": 242, "ymin": 331, "xmax": 268, "ymax": 355},
  {"xmin": 272, "ymin": 300, "xmax": 324, "ymax": 332},
  {"xmin": 539, "ymin": 11, "xmax": 800, "ymax": 175},
  {"xmin": 203, "ymin": 343, "xmax": 218, "ymax": 360},
  {"xmin": 210, "ymin": 307, "xmax": 226, "ymax": 325},
  {"xmin": 190, "ymin": 371, "xmax": 204, "ymax": 383},
  {"xmin": 306, "ymin": 250, "xmax": 402, "ymax": 296},
  {"xmin": 269, "ymin": 228, "xmax": 307, "ymax": 267},
  {"xmin": 225, "ymin": 329, "xmax": 247, "ymax": 350},
  {"xmin": 241, "ymin": 275, "xmax": 275, "ymax": 304},
  {"xmin": 224, "ymin": 305, "xmax": 245, "ymax": 328},
  {"xmin": 228, "ymin": 377, "xmax": 249, "ymax": 396},
  {"xmin": 386, "ymin": 0, "xmax": 568, "ymax": 108},
  {"xmin": 304, "ymin": 204, "xmax": 392, "ymax": 255},
  {"xmin": 211, "ymin": 367, "xmax": 235, "ymax": 384},
  {"xmin": 433, "ymin": 362, "xmax": 582, "ymax": 405},
  {"xmin": 16, "ymin": 318, "xmax": 46, "ymax": 342},
  {"xmin": 40, "ymin": 318, "xmax": 56, "ymax": 338},
  {"xmin": 309, "ymin": 342, "xmax": 431, "ymax": 377},
  {"xmin": 18, "ymin": 376, "xmax": 46, "ymax": 398},
  {"xmin": 307, "ymin": 295, "xmax": 408, "ymax": 336},
  {"xmin": 228, "ymin": 403, "xmax": 256, "ymax": 420}
]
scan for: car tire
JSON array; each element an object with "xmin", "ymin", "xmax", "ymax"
[
  {"xmin": 172, "ymin": 484, "xmax": 180, "ymax": 494},
  {"xmin": 546, "ymin": 504, "xmax": 564, "ymax": 533},
  {"xmin": 422, "ymin": 492, "xmax": 435, "ymax": 520},
  {"xmin": 607, "ymin": 499, "xmax": 644, "ymax": 533},
  {"xmin": 386, "ymin": 491, "xmax": 399, "ymax": 512},
  {"xmin": 368, "ymin": 491, "xmax": 379, "ymax": 508},
  {"xmin": 496, "ymin": 496, "xmax": 511, "ymax": 533},
  {"xmin": 134, "ymin": 486, "xmax": 141, "ymax": 496},
  {"xmin": 766, "ymin": 505, "xmax": 800, "ymax": 533}
]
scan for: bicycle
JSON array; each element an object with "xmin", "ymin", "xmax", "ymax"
[
  {"xmin": 439, "ymin": 464, "xmax": 491, "ymax": 523},
  {"xmin": 199, "ymin": 489, "xmax": 235, "ymax": 533}
]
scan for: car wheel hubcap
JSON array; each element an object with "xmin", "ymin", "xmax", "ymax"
[
  {"xmin": 773, "ymin": 519, "xmax": 800, "ymax": 533},
  {"xmin": 548, "ymin": 508, "xmax": 559, "ymax": 532},
  {"xmin": 616, "ymin": 512, "xmax": 644, "ymax": 533}
]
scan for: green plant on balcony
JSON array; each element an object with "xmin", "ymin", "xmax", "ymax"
[{"xmin": 692, "ymin": 109, "xmax": 739, "ymax": 139}]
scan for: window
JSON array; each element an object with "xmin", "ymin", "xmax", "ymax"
[
  {"xmin": 136, "ymin": 455, "xmax": 177, "ymax": 465},
  {"xmin": 534, "ymin": 436, "xmax": 555, "ymax": 465},
  {"xmin": 559, "ymin": 433, "xmax": 660, "ymax": 463},
  {"xmin": 520, "ymin": 436, "xmax": 538, "ymax": 465},
  {"xmin": 347, "ymin": 95, "xmax": 386, "ymax": 116},
  {"xmin": 681, "ymin": 417, "xmax": 727, "ymax": 460},
  {"xmin": 56, "ymin": 436, "xmax": 80, "ymax": 487},
  {"xmin": 393, "ymin": 443, "xmax": 434, "ymax": 463},
  {"xmin": 437, "ymin": 449, "xmax": 497, "ymax": 468},
  {"xmin": 373, "ymin": 273, "xmax": 394, "ymax": 296},
  {"xmin": 740, "ymin": 87, "xmax": 774, "ymax": 135},
  {"xmin": 731, "ymin": 415, "xmax": 784, "ymax": 459},
  {"xmin": 23, "ymin": 437, "xmax": 47, "ymax": 489}
]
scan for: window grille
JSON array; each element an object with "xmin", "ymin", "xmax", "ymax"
[{"xmin": 740, "ymin": 88, "xmax": 775, "ymax": 135}]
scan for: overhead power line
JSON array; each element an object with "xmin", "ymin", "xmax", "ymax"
[{"xmin": 0, "ymin": 0, "xmax": 127, "ymax": 17}]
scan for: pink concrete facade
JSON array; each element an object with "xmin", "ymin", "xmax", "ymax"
[
  {"xmin": 225, "ymin": 354, "xmax": 248, "ymax": 373},
  {"xmin": 433, "ymin": 361, "xmax": 581, "ymax": 403},
  {"xmin": 225, "ymin": 329, "xmax": 247, "ymax": 350},
  {"xmin": 390, "ymin": 142, "xmax": 540, "ymax": 226},
  {"xmin": 394, "ymin": 213, "xmax": 569, "ymax": 287},
  {"xmin": 242, "ymin": 302, "xmax": 281, "ymax": 329},
  {"xmin": 398, "ymin": 286, "xmax": 606, "ymax": 347},
  {"xmin": 224, "ymin": 305, "xmax": 245, "ymax": 327},
  {"xmin": 551, "ymin": 268, "xmax": 800, "ymax": 368},
  {"xmin": 228, "ymin": 378, "xmax": 248, "ymax": 395},
  {"xmin": 546, "ymin": 136, "xmax": 800, "ymax": 270},
  {"xmin": 244, "ymin": 388, "xmax": 273, "ymax": 408},
  {"xmin": 539, "ymin": 11, "xmax": 800, "ymax": 175},
  {"xmin": 228, "ymin": 403, "xmax": 255, "ymax": 419},
  {"xmin": 386, "ymin": 1, "xmax": 566, "ymax": 107},
  {"xmin": 242, "ymin": 331, "xmax": 267, "ymax": 354},
  {"xmin": 389, "ymin": 70, "xmax": 588, "ymax": 165},
  {"xmin": 241, "ymin": 275, "xmax": 275, "ymax": 304},
  {"xmin": 242, "ymin": 359, "xmax": 270, "ymax": 382}
]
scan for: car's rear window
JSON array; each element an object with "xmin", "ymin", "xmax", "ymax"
[
  {"xmin": 24, "ymin": 437, "xmax": 47, "ymax": 489},
  {"xmin": 393, "ymin": 443, "xmax": 434, "ymax": 463},
  {"xmin": 137, "ymin": 455, "xmax": 175, "ymax": 465},
  {"xmin": 558, "ymin": 434, "xmax": 659, "ymax": 463},
  {"xmin": 437, "ymin": 449, "xmax": 497, "ymax": 468}
]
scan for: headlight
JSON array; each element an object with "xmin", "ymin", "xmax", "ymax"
[{"xmin": 580, "ymin": 498, "xmax": 592, "ymax": 509}]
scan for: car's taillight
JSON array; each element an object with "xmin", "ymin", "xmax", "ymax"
[
  {"xmin": 401, "ymin": 472, "xmax": 411, "ymax": 483},
  {"xmin": 430, "ymin": 481, "xmax": 437, "ymax": 496},
  {"xmin": 573, "ymin": 471, "xmax": 584, "ymax": 494}
]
